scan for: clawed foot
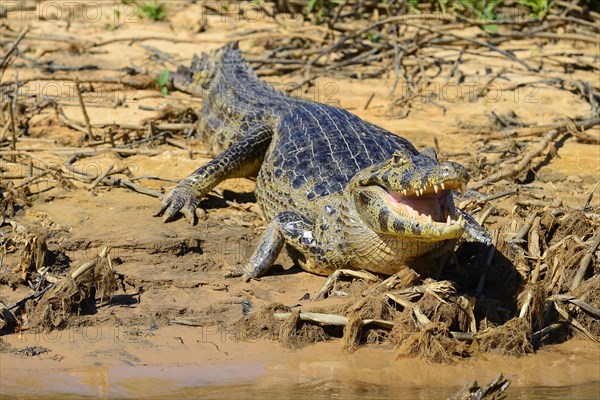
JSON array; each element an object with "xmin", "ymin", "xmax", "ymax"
[
  {"xmin": 224, "ymin": 265, "xmax": 254, "ymax": 282},
  {"xmin": 154, "ymin": 181, "xmax": 203, "ymax": 224}
]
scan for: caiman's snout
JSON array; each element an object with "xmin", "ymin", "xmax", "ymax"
[{"xmin": 350, "ymin": 149, "xmax": 470, "ymax": 240}]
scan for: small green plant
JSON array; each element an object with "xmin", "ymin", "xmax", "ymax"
[
  {"xmin": 367, "ymin": 32, "xmax": 381, "ymax": 43},
  {"xmin": 454, "ymin": 0, "xmax": 504, "ymax": 21},
  {"xmin": 156, "ymin": 70, "xmax": 170, "ymax": 95},
  {"xmin": 519, "ymin": 0, "xmax": 554, "ymax": 19},
  {"xmin": 437, "ymin": 0, "xmax": 450, "ymax": 14},
  {"xmin": 122, "ymin": 0, "xmax": 166, "ymax": 21},
  {"xmin": 407, "ymin": 0, "xmax": 421, "ymax": 13},
  {"xmin": 105, "ymin": 9, "xmax": 121, "ymax": 30},
  {"xmin": 306, "ymin": 0, "xmax": 344, "ymax": 24},
  {"xmin": 451, "ymin": 0, "xmax": 504, "ymax": 33}
]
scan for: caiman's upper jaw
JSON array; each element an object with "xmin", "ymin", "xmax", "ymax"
[{"xmin": 388, "ymin": 179, "xmax": 466, "ymax": 198}]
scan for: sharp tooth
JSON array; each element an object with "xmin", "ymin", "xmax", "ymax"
[
  {"xmin": 433, "ymin": 185, "xmax": 439, "ymax": 193},
  {"xmin": 446, "ymin": 215, "xmax": 451, "ymax": 226},
  {"xmin": 415, "ymin": 190, "xmax": 419, "ymax": 197},
  {"xmin": 441, "ymin": 182, "xmax": 446, "ymax": 190},
  {"xmin": 428, "ymin": 215, "xmax": 433, "ymax": 224},
  {"xmin": 402, "ymin": 189, "xmax": 407, "ymax": 196},
  {"xmin": 458, "ymin": 215, "xmax": 464, "ymax": 226}
]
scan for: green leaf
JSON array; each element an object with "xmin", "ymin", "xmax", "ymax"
[
  {"xmin": 140, "ymin": 1, "xmax": 166, "ymax": 21},
  {"xmin": 367, "ymin": 32, "xmax": 381, "ymax": 43},
  {"xmin": 483, "ymin": 24, "xmax": 499, "ymax": 33},
  {"xmin": 156, "ymin": 69, "xmax": 170, "ymax": 87}
]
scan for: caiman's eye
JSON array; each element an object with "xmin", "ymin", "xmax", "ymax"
[{"xmin": 392, "ymin": 151, "xmax": 409, "ymax": 165}]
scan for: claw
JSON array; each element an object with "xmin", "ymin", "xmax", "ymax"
[
  {"xmin": 162, "ymin": 201, "xmax": 182, "ymax": 223},
  {"xmin": 182, "ymin": 202, "xmax": 198, "ymax": 225},
  {"xmin": 154, "ymin": 200, "xmax": 169, "ymax": 217},
  {"xmin": 156, "ymin": 183, "xmax": 201, "ymax": 224}
]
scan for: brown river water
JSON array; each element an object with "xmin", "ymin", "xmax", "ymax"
[{"xmin": 1, "ymin": 336, "xmax": 599, "ymax": 399}]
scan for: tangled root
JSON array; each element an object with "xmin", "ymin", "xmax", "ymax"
[
  {"xmin": 478, "ymin": 318, "xmax": 533, "ymax": 356},
  {"xmin": 279, "ymin": 309, "xmax": 328, "ymax": 349},
  {"xmin": 571, "ymin": 275, "xmax": 600, "ymax": 337},
  {"xmin": 342, "ymin": 313, "xmax": 364, "ymax": 353},
  {"xmin": 235, "ymin": 302, "xmax": 289, "ymax": 341},
  {"xmin": 396, "ymin": 321, "xmax": 468, "ymax": 364},
  {"xmin": 25, "ymin": 256, "xmax": 116, "ymax": 331}
]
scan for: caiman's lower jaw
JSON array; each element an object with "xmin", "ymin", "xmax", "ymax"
[{"xmin": 381, "ymin": 179, "xmax": 466, "ymax": 240}]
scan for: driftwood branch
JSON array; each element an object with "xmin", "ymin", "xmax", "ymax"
[{"xmin": 470, "ymin": 117, "xmax": 600, "ymax": 190}]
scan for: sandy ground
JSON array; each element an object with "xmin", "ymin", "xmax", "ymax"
[{"xmin": 1, "ymin": 1, "xmax": 599, "ymax": 398}]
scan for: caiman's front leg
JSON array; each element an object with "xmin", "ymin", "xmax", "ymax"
[
  {"xmin": 155, "ymin": 123, "xmax": 273, "ymax": 224},
  {"xmin": 233, "ymin": 211, "xmax": 318, "ymax": 282}
]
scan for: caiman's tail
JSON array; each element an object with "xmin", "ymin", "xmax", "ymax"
[{"xmin": 168, "ymin": 41, "xmax": 245, "ymax": 98}]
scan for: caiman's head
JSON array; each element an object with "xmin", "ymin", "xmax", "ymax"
[{"xmin": 348, "ymin": 148, "xmax": 469, "ymax": 242}]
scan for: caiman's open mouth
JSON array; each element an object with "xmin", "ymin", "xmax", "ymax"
[{"xmin": 385, "ymin": 180, "xmax": 466, "ymax": 229}]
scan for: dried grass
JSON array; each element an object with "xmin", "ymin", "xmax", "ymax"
[
  {"xmin": 478, "ymin": 318, "xmax": 533, "ymax": 356},
  {"xmin": 25, "ymin": 257, "xmax": 116, "ymax": 331},
  {"xmin": 278, "ymin": 309, "xmax": 329, "ymax": 349},
  {"xmin": 517, "ymin": 281, "xmax": 547, "ymax": 329},
  {"xmin": 342, "ymin": 312, "xmax": 364, "ymax": 352},
  {"xmin": 551, "ymin": 211, "xmax": 594, "ymax": 245},
  {"xmin": 388, "ymin": 309, "xmax": 467, "ymax": 363},
  {"xmin": 235, "ymin": 302, "xmax": 289, "ymax": 341},
  {"xmin": 571, "ymin": 275, "xmax": 600, "ymax": 337},
  {"xmin": 237, "ymin": 304, "xmax": 332, "ymax": 348},
  {"xmin": 396, "ymin": 321, "xmax": 468, "ymax": 364},
  {"xmin": 419, "ymin": 293, "xmax": 468, "ymax": 332},
  {"xmin": 0, "ymin": 181, "xmax": 31, "ymax": 218},
  {"xmin": 347, "ymin": 293, "xmax": 395, "ymax": 320}
]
